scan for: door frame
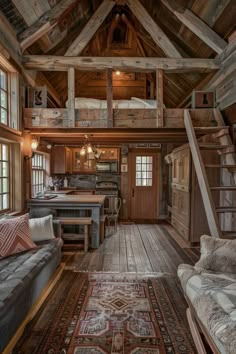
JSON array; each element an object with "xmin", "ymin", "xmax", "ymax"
[{"xmin": 128, "ymin": 148, "xmax": 160, "ymax": 220}]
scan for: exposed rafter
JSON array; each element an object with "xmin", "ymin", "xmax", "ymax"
[
  {"xmin": 0, "ymin": 9, "xmax": 22, "ymax": 63},
  {"xmin": 160, "ymin": 0, "xmax": 227, "ymax": 54},
  {"xmin": 121, "ymin": 14, "xmax": 145, "ymax": 56},
  {"xmin": 11, "ymin": 0, "xmax": 50, "ymax": 25},
  {"xmin": 18, "ymin": 0, "xmax": 82, "ymax": 51},
  {"xmin": 65, "ymin": 0, "xmax": 116, "ymax": 56},
  {"xmin": 191, "ymin": 0, "xmax": 231, "ymax": 27},
  {"xmin": 125, "ymin": 0, "xmax": 182, "ymax": 58},
  {"xmin": 23, "ymin": 55, "xmax": 219, "ymax": 72}
]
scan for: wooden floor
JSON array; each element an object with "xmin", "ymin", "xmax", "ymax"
[{"xmin": 62, "ymin": 223, "xmax": 200, "ymax": 274}]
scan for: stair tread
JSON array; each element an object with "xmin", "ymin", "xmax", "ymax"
[
  {"xmin": 216, "ymin": 207, "xmax": 236, "ymax": 212},
  {"xmin": 221, "ymin": 232, "xmax": 236, "ymax": 239},
  {"xmin": 194, "ymin": 126, "xmax": 229, "ymax": 130},
  {"xmin": 205, "ymin": 164, "xmax": 236, "ymax": 168},
  {"xmin": 199, "ymin": 144, "xmax": 234, "ymax": 149},
  {"xmin": 211, "ymin": 187, "xmax": 236, "ymax": 190}
]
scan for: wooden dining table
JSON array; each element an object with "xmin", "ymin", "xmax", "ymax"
[{"xmin": 27, "ymin": 194, "xmax": 106, "ymax": 248}]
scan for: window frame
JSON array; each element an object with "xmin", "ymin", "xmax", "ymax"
[
  {"xmin": 31, "ymin": 153, "xmax": 46, "ymax": 197},
  {"xmin": 0, "ymin": 67, "xmax": 9, "ymax": 126},
  {"xmin": 0, "ymin": 142, "xmax": 10, "ymax": 213},
  {"xmin": 135, "ymin": 155, "xmax": 153, "ymax": 187},
  {"xmin": 0, "ymin": 58, "xmax": 19, "ymax": 131}
]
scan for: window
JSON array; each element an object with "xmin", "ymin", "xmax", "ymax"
[
  {"xmin": 136, "ymin": 156, "xmax": 153, "ymax": 186},
  {"xmin": 0, "ymin": 58, "xmax": 19, "ymax": 130},
  {"xmin": 0, "ymin": 69, "xmax": 8, "ymax": 125},
  {"xmin": 0, "ymin": 143, "xmax": 10, "ymax": 211},
  {"xmin": 32, "ymin": 153, "xmax": 46, "ymax": 196}
]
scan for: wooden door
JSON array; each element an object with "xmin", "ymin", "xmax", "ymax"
[{"xmin": 129, "ymin": 150, "xmax": 158, "ymax": 219}]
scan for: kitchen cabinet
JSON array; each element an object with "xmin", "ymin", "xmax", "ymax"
[
  {"xmin": 99, "ymin": 148, "xmax": 119, "ymax": 161},
  {"xmin": 72, "ymin": 148, "xmax": 96, "ymax": 173},
  {"xmin": 51, "ymin": 146, "xmax": 72, "ymax": 174},
  {"xmin": 169, "ymin": 144, "xmax": 220, "ymax": 244}
]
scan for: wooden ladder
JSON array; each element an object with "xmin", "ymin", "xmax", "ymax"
[{"xmin": 184, "ymin": 108, "xmax": 236, "ymax": 239}]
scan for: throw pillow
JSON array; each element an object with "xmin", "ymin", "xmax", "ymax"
[
  {"xmin": 29, "ymin": 214, "xmax": 55, "ymax": 242},
  {"xmin": 195, "ymin": 234, "xmax": 236, "ymax": 273},
  {"xmin": 0, "ymin": 214, "xmax": 37, "ymax": 259}
]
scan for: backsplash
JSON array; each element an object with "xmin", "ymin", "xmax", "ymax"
[
  {"xmin": 55, "ymin": 174, "xmax": 121, "ymax": 190},
  {"xmin": 69, "ymin": 175, "xmax": 96, "ymax": 189}
]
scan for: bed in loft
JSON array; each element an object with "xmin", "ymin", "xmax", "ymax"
[
  {"xmin": 66, "ymin": 97, "xmax": 159, "ymax": 109},
  {"xmin": 24, "ymin": 96, "xmax": 216, "ymax": 129}
]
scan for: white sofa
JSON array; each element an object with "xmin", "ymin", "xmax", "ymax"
[{"xmin": 178, "ymin": 235, "xmax": 236, "ymax": 354}]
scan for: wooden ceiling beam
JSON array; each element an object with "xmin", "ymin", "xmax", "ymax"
[
  {"xmin": 125, "ymin": 0, "xmax": 182, "ymax": 58},
  {"xmin": 28, "ymin": 127, "xmax": 189, "ymax": 143},
  {"xmin": 160, "ymin": 0, "xmax": 227, "ymax": 54},
  {"xmin": 18, "ymin": 0, "xmax": 82, "ymax": 51},
  {"xmin": 23, "ymin": 55, "xmax": 219, "ymax": 72},
  {"xmin": 65, "ymin": 0, "xmax": 116, "ymax": 56}
]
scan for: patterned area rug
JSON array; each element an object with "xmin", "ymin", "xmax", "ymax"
[{"xmin": 13, "ymin": 271, "xmax": 196, "ymax": 354}]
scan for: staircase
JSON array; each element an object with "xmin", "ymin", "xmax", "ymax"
[{"xmin": 184, "ymin": 108, "xmax": 236, "ymax": 239}]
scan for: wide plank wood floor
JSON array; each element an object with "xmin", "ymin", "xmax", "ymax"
[{"xmin": 62, "ymin": 223, "xmax": 200, "ymax": 274}]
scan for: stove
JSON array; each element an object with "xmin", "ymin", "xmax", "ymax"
[{"xmin": 95, "ymin": 181, "xmax": 119, "ymax": 196}]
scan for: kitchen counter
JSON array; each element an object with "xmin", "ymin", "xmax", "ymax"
[
  {"xmin": 28, "ymin": 194, "xmax": 105, "ymax": 248},
  {"xmin": 47, "ymin": 190, "xmax": 75, "ymax": 194}
]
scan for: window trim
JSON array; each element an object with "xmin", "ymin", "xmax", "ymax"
[
  {"xmin": 31, "ymin": 152, "xmax": 46, "ymax": 197},
  {"xmin": 0, "ymin": 67, "xmax": 9, "ymax": 126},
  {"xmin": 0, "ymin": 142, "xmax": 10, "ymax": 213},
  {"xmin": 0, "ymin": 56, "xmax": 19, "ymax": 132}
]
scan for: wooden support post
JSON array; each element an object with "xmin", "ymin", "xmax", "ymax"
[
  {"xmin": 106, "ymin": 68, "xmax": 113, "ymax": 128},
  {"xmin": 156, "ymin": 69, "xmax": 164, "ymax": 127},
  {"xmin": 68, "ymin": 67, "xmax": 75, "ymax": 127}
]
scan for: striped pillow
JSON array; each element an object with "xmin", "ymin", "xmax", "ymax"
[{"xmin": 0, "ymin": 214, "xmax": 37, "ymax": 259}]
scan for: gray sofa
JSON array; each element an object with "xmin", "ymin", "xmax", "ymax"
[
  {"xmin": 178, "ymin": 235, "xmax": 236, "ymax": 354},
  {"xmin": 0, "ymin": 212, "xmax": 63, "ymax": 353}
]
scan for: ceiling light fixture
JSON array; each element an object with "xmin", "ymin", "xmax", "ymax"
[
  {"xmin": 115, "ymin": 70, "xmax": 121, "ymax": 76},
  {"xmin": 80, "ymin": 135, "xmax": 102, "ymax": 160}
]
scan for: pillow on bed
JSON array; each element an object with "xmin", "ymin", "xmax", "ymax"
[
  {"xmin": 0, "ymin": 214, "xmax": 37, "ymax": 259},
  {"xmin": 131, "ymin": 97, "xmax": 152, "ymax": 107},
  {"xmin": 29, "ymin": 214, "xmax": 55, "ymax": 242},
  {"xmin": 195, "ymin": 234, "xmax": 236, "ymax": 273}
]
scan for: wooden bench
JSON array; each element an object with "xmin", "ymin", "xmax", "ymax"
[{"xmin": 55, "ymin": 217, "xmax": 92, "ymax": 252}]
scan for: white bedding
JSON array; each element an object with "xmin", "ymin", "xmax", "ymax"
[{"xmin": 66, "ymin": 97, "xmax": 158, "ymax": 109}]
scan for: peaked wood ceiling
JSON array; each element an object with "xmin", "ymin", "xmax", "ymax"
[{"xmin": 1, "ymin": 0, "xmax": 235, "ymax": 108}]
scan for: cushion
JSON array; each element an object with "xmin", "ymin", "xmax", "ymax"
[
  {"xmin": 29, "ymin": 215, "xmax": 55, "ymax": 242},
  {"xmin": 177, "ymin": 264, "xmax": 236, "ymax": 354},
  {"xmin": 195, "ymin": 234, "xmax": 236, "ymax": 273},
  {"xmin": 0, "ymin": 214, "xmax": 14, "ymax": 220},
  {"xmin": 0, "ymin": 214, "xmax": 36, "ymax": 259}
]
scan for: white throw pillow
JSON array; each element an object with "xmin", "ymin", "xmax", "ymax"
[
  {"xmin": 29, "ymin": 215, "xmax": 55, "ymax": 242},
  {"xmin": 195, "ymin": 234, "xmax": 236, "ymax": 273}
]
